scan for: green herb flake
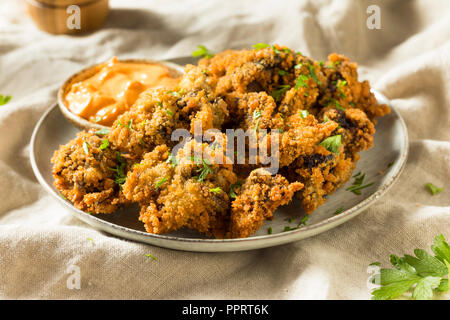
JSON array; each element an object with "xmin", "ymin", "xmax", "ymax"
[
  {"xmin": 268, "ymin": 227, "xmax": 273, "ymax": 234},
  {"xmin": 195, "ymin": 158, "xmax": 214, "ymax": 182},
  {"xmin": 0, "ymin": 95, "xmax": 12, "ymax": 106},
  {"xmin": 166, "ymin": 152, "xmax": 178, "ymax": 167},
  {"xmin": 425, "ymin": 183, "xmax": 444, "ymax": 196},
  {"xmin": 334, "ymin": 207, "xmax": 344, "ymax": 215},
  {"xmin": 278, "ymin": 70, "xmax": 289, "ymax": 76},
  {"xmin": 145, "ymin": 253, "xmax": 158, "ymax": 261},
  {"xmin": 94, "ymin": 128, "xmax": 110, "ymax": 135},
  {"xmin": 82, "ymin": 141, "xmax": 90, "ymax": 155},
  {"xmin": 155, "ymin": 177, "xmax": 169, "ymax": 189},
  {"xmin": 346, "ymin": 172, "xmax": 374, "ymax": 195},
  {"xmin": 294, "ymin": 63, "xmax": 303, "ymax": 69},
  {"xmin": 192, "ymin": 45, "xmax": 215, "ymax": 59},
  {"xmin": 110, "ymin": 152, "xmax": 127, "ymax": 186},
  {"xmin": 229, "ymin": 180, "xmax": 242, "ymax": 199},
  {"xmin": 209, "ymin": 187, "xmax": 222, "ymax": 194},
  {"xmin": 307, "ymin": 64, "xmax": 322, "ymax": 86},
  {"xmin": 270, "ymin": 85, "xmax": 290, "ymax": 102},
  {"xmin": 319, "ymin": 135, "xmax": 341, "ymax": 154},
  {"xmin": 118, "ymin": 119, "xmax": 133, "ymax": 130},
  {"xmin": 298, "ymin": 215, "xmax": 309, "ymax": 227},
  {"xmin": 294, "ymin": 74, "xmax": 309, "ymax": 90},
  {"xmin": 166, "ymin": 109, "xmax": 173, "ymax": 116},
  {"xmin": 252, "ymin": 43, "xmax": 271, "ymax": 50},
  {"xmin": 99, "ymin": 139, "xmax": 109, "ymax": 150},
  {"xmin": 300, "ymin": 110, "xmax": 309, "ymax": 119}
]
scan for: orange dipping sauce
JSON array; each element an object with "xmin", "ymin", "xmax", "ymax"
[{"xmin": 64, "ymin": 57, "xmax": 180, "ymax": 126}]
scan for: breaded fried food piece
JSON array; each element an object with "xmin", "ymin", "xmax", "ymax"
[
  {"xmin": 108, "ymin": 86, "xmax": 229, "ymax": 160},
  {"xmin": 123, "ymin": 140, "xmax": 238, "ymax": 238},
  {"xmin": 51, "ymin": 131, "xmax": 129, "ymax": 214},
  {"xmin": 286, "ymin": 146, "xmax": 355, "ymax": 213},
  {"xmin": 320, "ymin": 53, "xmax": 390, "ymax": 121},
  {"xmin": 230, "ymin": 168, "xmax": 303, "ymax": 238}
]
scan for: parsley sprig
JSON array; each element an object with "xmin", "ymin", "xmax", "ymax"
[
  {"xmin": 192, "ymin": 45, "xmax": 215, "ymax": 59},
  {"xmin": 370, "ymin": 234, "xmax": 450, "ymax": 300},
  {"xmin": 318, "ymin": 135, "xmax": 341, "ymax": 154},
  {"xmin": 0, "ymin": 94, "xmax": 12, "ymax": 106},
  {"xmin": 229, "ymin": 180, "xmax": 242, "ymax": 199}
]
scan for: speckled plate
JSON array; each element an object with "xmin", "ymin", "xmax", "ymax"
[{"xmin": 30, "ymin": 58, "xmax": 408, "ymax": 252}]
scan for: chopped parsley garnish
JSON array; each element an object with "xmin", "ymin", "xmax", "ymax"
[
  {"xmin": 192, "ymin": 45, "xmax": 215, "ymax": 59},
  {"xmin": 270, "ymin": 85, "xmax": 290, "ymax": 102},
  {"xmin": 425, "ymin": 183, "xmax": 444, "ymax": 196},
  {"xmin": 166, "ymin": 109, "xmax": 173, "ymax": 116},
  {"xmin": 145, "ymin": 253, "xmax": 158, "ymax": 261},
  {"xmin": 194, "ymin": 158, "xmax": 214, "ymax": 182},
  {"xmin": 294, "ymin": 63, "xmax": 303, "ymax": 69},
  {"xmin": 0, "ymin": 94, "xmax": 12, "ymax": 106},
  {"xmin": 294, "ymin": 74, "xmax": 309, "ymax": 90},
  {"xmin": 278, "ymin": 69, "xmax": 289, "ymax": 76},
  {"xmin": 333, "ymin": 99, "xmax": 345, "ymax": 111},
  {"xmin": 118, "ymin": 119, "xmax": 133, "ymax": 130},
  {"xmin": 209, "ymin": 187, "xmax": 222, "ymax": 194},
  {"xmin": 300, "ymin": 110, "xmax": 309, "ymax": 119},
  {"xmin": 253, "ymin": 110, "xmax": 262, "ymax": 120},
  {"xmin": 319, "ymin": 135, "xmax": 341, "ymax": 154},
  {"xmin": 111, "ymin": 152, "xmax": 127, "ymax": 185},
  {"xmin": 334, "ymin": 207, "xmax": 344, "ymax": 215},
  {"xmin": 307, "ymin": 63, "xmax": 322, "ymax": 86},
  {"xmin": 94, "ymin": 128, "xmax": 110, "ymax": 135},
  {"xmin": 346, "ymin": 172, "xmax": 373, "ymax": 195},
  {"xmin": 370, "ymin": 234, "xmax": 450, "ymax": 300},
  {"xmin": 267, "ymin": 227, "xmax": 273, "ymax": 234},
  {"xmin": 99, "ymin": 139, "xmax": 109, "ymax": 150},
  {"xmin": 229, "ymin": 180, "xmax": 242, "ymax": 199},
  {"xmin": 387, "ymin": 161, "xmax": 394, "ymax": 168},
  {"xmin": 337, "ymin": 80, "xmax": 348, "ymax": 98},
  {"xmin": 59, "ymin": 192, "xmax": 67, "ymax": 200},
  {"xmin": 252, "ymin": 43, "xmax": 270, "ymax": 49},
  {"xmin": 166, "ymin": 152, "xmax": 178, "ymax": 167},
  {"xmin": 155, "ymin": 177, "xmax": 168, "ymax": 189},
  {"xmin": 297, "ymin": 215, "xmax": 309, "ymax": 227},
  {"xmin": 271, "ymin": 45, "xmax": 281, "ymax": 55},
  {"xmin": 283, "ymin": 226, "xmax": 298, "ymax": 232},
  {"xmin": 82, "ymin": 141, "xmax": 90, "ymax": 155}
]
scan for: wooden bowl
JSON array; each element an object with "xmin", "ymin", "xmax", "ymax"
[
  {"xmin": 26, "ymin": 0, "xmax": 109, "ymax": 35},
  {"xmin": 57, "ymin": 59, "xmax": 185, "ymax": 131}
]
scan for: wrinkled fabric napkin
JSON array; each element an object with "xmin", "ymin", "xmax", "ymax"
[{"xmin": 0, "ymin": 0, "xmax": 448, "ymax": 299}]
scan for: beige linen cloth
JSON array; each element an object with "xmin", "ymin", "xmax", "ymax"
[{"xmin": 0, "ymin": 0, "xmax": 449, "ymax": 300}]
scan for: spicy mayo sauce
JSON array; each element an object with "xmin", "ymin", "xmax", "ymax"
[{"xmin": 64, "ymin": 57, "xmax": 180, "ymax": 126}]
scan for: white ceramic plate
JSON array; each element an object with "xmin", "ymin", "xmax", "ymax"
[{"xmin": 30, "ymin": 58, "xmax": 408, "ymax": 252}]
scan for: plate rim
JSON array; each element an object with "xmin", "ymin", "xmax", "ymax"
[{"xmin": 29, "ymin": 91, "xmax": 408, "ymax": 252}]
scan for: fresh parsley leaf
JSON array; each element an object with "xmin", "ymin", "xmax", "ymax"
[
  {"xmin": 111, "ymin": 152, "xmax": 127, "ymax": 186},
  {"xmin": 319, "ymin": 135, "xmax": 341, "ymax": 154},
  {"xmin": 229, "ymin": 180, "xmax": 242, "ymax": 199},
  {"xmin": 278, "ymin": 69, "xmax": 289, "ymax": 76},
  {"xmin": 0, "ymin": 94, "xmax": 12, "ymax": 106},
  {"xmin": 155, "ymin": 177, "xmax": 168, "ymax": 189},
  {"xmin": 431, "ymin": 234, "xmax": 450, "ymax": 263},
  {"xmin": 346, "ymin": 172, "xmax": 374, "ymax": 195},
  {"xmin": 194, "ymin": 158, "xmax": 214, "ymax": 182},
  {"xmin": 294, "ymin": 74, "xmax": 309, "ymax": 90},
  {"xmin": 95, "ymin": 128, "xmax": 110, "ymax": 135},
  {"xmin": 252, "ymin": 43, "xmax": 270, "ymax": 49},
  {"xmin": 99, "ymin": 139, "xmax": 109, "ymax": 150},
  {"xmin": 192, "ymin": 45, "xmax": 215, "ymax": 59},
  {"xmin": 370, "ymin": 234, "xmax": 450, "ymax": 300},
  {"xmin": 270, "ymin": 85, "xmax": 290, "ymax": 102},
  {"xmin": 300, "ymin": 110, "xmax": 309, "ymax": 119},
  {"xmin": 118, "ymin": 119, "xmax": 133, "ymax": 130},
  {"xmin": 297, "ymin": 215, "xmax": 308, "ymax": 227},
  {"xmin": 268, "ymin": 227, "xmax": 273, "ymax": 234},
  {"xmin": 425, "ymin": 183, "xmax": 444, "ymax": 195},
  {"xmin": 334, "ymin": 206, "xmax": 344, "ymax": 215},
  {"xmin": 166, "ymin": 152, "xmax": 178, "ymax": 168},
  {"xmin": 145, "ymin": 253, "xmax": 158, "ymax": 261},
  {"xmin": 82, "ymin": 141, "xmax": 90, "ymax": 155},
  {"xmin": 209, "ymin": 187, "xmax": 222, "ymax": 194},
  {"xmin": 307, "ymin": 63, "xmax": 322, "ymax": 86}
]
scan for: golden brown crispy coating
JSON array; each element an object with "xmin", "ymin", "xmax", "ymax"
[
  {"xmin": 51, "ymin": 131, "xmax": 129, "ymax": 214},
  {"xmin": 123, "ymin": 140, "xmax": 238, "ymax": 238},
  {"xmin": 230, "ymin": 168, "xmax": 303, "ymax": 238}
]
